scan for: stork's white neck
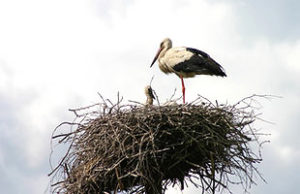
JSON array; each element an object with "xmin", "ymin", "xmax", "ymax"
[
  {"xmin": 158, "ymin": 38, "xmax": 172, "ymax": 59},
  {"xmin": 158, "ymin": 45, "xmax": 171, "ymax": 60}
]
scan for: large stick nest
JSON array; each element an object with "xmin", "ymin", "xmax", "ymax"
[{"xmin": 49, "ymin": 94, "xmax": 267, "ymax": 194}]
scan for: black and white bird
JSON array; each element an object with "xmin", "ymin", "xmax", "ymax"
[{"xmin": 150, "ymin": 38, "xmax": 226, "ymax": 103}]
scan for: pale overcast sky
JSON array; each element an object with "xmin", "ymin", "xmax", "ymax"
[{"xmin": 0, "ymin": 0, "xmax": 299, "ymax": 193}]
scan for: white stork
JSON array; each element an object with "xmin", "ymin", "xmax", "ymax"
[{"xmin": 150, "ymin": 38, "xmax": 226, "ymax": 103}]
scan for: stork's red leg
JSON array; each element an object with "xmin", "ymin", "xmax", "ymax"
[{"xmin": 180, "ymin": 75, "xmax": 185, "ymax": 104}]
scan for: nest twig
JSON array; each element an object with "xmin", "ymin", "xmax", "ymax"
[{"xmin": 49, "ymin": 94, "xmax": 269, "ymax": 194}]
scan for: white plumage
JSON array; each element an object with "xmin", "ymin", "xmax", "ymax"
[{"xmin": 159, "ymin": 47, "xmax": 194, "ymax": 75}]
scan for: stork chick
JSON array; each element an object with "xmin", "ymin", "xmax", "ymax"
[{"xmin": 144, "ymin": 85, "xmax": 155, "ymax": 106}]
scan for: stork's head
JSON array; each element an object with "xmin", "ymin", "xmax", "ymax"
[{"xmin": 150, "ymin": 38, "xmax": 172, "ymax": 67}]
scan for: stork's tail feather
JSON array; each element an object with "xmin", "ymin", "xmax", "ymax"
[
  {"xmin": 207, "ymin": 58, "xmax": 227, "ymax": 77},
  {"xmin": 185, "ymin": 47, "xmax": 226, "ymax": 77}
]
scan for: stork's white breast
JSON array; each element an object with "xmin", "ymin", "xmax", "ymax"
[{"xmin": 159, "ymin": 47, "xmax": 194, "ymax": 68}]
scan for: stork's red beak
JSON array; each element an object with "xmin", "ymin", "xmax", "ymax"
[{"xmin": 150, "ymin": 47, "xmax": 162, "ymax": 67}]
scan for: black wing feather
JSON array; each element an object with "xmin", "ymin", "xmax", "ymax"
[
  {"xmin": 186, "ymin": 47, "xmax": 209, "ymax": 58},
  {"xmin": 173, "ymin": 47, "xmax": 226, "ymax": 77}
]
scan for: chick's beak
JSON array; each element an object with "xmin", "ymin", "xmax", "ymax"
[{"xmin": 148, "ymin": 88, "xmax": 155, "ymax": 99}]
